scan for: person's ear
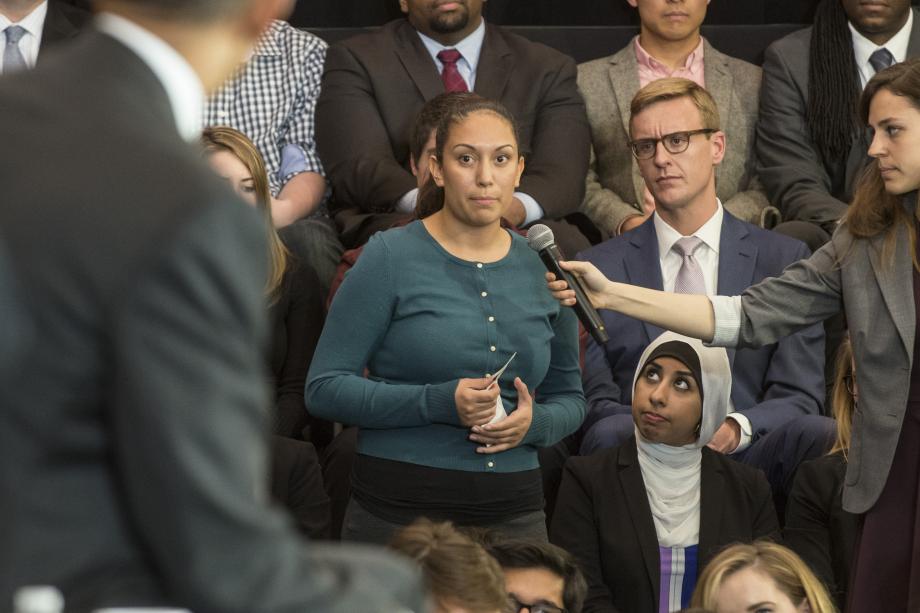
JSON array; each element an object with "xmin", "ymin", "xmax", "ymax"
[
  {"xmin": 399, "ymin": 0, "xmax": 409, "ymax": 15},
  {"xmin": 627, "ymin": 0, "xmax": 639, "ymax": 8},
  {"xmin": 430, "ymin": 155, "xmax": 445, "ymax": 187},
  {"xmin": 410, "ymin": 155, "xmax": 420, "ymax": 177},
  {"xmin": 514, "ymin": 155, "xmax": 525, "ymax": 189},
  {"xmin": 710, "ymin": 130, "xmax": 726, "ymax": 166}
]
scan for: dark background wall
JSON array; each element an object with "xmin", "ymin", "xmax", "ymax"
[{"xmin": 291, "ymin": 0, "xmax": 823, "ymax": 28}]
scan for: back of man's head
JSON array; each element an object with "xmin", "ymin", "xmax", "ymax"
[{"xmin": 484, "ymin": 538, "xmax": 587, "ymax": 613}]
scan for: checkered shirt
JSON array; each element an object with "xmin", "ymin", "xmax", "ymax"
[{"xmin": 204, "ymin": 20, "xmax": 326, "ymax": 198}]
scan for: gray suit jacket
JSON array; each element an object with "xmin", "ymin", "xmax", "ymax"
[
  {"xmin": 731, "ymin": 214, "xmax": 916, "ymax": 513},
  {"xmin": 578, "ymin": 38, "xmax": 769, "ymax": 235},
  {"xmin": 0, "ymin": 30, "xmax": 421, "ymax": 613},
  {"xmin": 756, "ymin": 10, "xmax": 920, "ymax": 229}
]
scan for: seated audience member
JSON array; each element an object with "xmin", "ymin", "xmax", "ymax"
[
  {"xmin": 551, "ymin": 332, "xmax": 779, "ymax": 613},
  {"xmin": 270, "ymin": 436, "xmax": 332, "ymax": 540},
  {"xmin": 307, "ymin": 96, "xmax": 585, "ymax": 544},
  {"xmin": 483, "ymin": 536, "xmax": 587, "ymax": 613},
  {"xmin": 0, "ymin": 0, "xmax": 89, "ymax": 75},
  {"xmin": 784, "ymin": 338, "xmax": 858, "ymax": 609},
  {"xmin": 389, "ymin": 519, "xmax": 508, "ymax": 613},
  {"xmin": 577, "ymin": 78, "xmax": 831, "ymax": 515},
  {"xmin": 691, "ymin": 542, "xmax": 837, "ymax": 613},
  {"xmin": 203, "ymin": 20, "xmax": 342, "ymax": 297},
  {"xmin": 578, "ymin": 0, "xmax": 769, "ymax": 236},
  {"xmin": 759, "ymin": 0, "xmax": 918, "ymax": 250},
  {"xmin": 315, "ymin": 0, "xmax": 595, "ymax": 255},
  {"xmin": 203, "ymin": 126, "xmax": 330, "ymax": 446}
]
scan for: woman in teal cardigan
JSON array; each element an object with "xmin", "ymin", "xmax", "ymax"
[{"xmin": 306, "ymin": 94, "xmax": 585, "ymax": 544}]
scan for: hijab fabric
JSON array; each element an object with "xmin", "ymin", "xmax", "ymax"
[{"xmin": 633, "ymin": 331, "xmax": 732, "ymax": 548}]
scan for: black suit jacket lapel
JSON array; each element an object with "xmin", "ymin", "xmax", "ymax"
[
  {"xmin": 393, "ymin": 20, "xmax": 443, "ymax": 101},
  {"xmin": 474, "ymin": 24, "xmax": 513, "ymax": 100},
  {"xmin": 619, "ymin": 440, "xmax": 661, "ymax": 604},
  {"xmin": 698, "ymin": 449, "xmax": 726, "ymax": 571},
  {"xmin": 39, "ymin": 1, "xmax": 85, "ymax": 60}
]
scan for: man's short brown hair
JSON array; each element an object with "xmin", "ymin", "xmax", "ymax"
[
  {"xmin": 629, "ymin": 77, "xmax": 721, "ymax": 136},
  {"xmin": 389, "ymin": 519, "xmax": 507, "ymax": 613}
]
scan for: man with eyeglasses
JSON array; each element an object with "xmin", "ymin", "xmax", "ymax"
[
  {"xmin": 482, "ymin": 538, "xmax": 586, "ymax": 613},
  {"xmin": 576, "ymin": 0, "xmax": 771, "ymax": 238},
  {"xmin": 574, "ymin": 77, "xmax": 835, "ymax": 521}
]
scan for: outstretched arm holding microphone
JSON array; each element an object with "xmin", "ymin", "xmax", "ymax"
[{"xmin": 546, "ymin": 260, "xmax": 718, "ymax": 343}]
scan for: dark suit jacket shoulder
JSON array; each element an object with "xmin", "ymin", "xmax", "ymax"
[
  {"xmin": 316, "ymin": 18, "xmax": 589, "ymax": 221},
  {"xmin": 577, "ymin": 212, "xmax": 824, "ymax": 439},
  {"xmin": 550, "ymin": 439, "xmax": 778, "ymax": 613}
]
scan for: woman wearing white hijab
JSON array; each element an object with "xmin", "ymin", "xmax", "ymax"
[{"xmin": 551, "ymin": 331, "xmax": 779, "ymax": 613}]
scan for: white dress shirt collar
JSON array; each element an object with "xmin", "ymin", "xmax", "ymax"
[
  {"xmin": 849, "ymin": 9, "xmax": 913, "ymax": 87},
  {"xmin": 653, "ymin": 199, "xmax": 724, "ymax": 263},
  {"xmin": 95, "ymin": 12, "xmax": 204, "ymax": 142},
  {"xmin": 0, "ymin": 1, "xmax": 48, "ymax": 70},
  {"xmin": 416, "ymin": 17, "xmax": 486, "ymax": 90}
]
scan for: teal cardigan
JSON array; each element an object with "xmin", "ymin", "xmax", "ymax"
[{"xmin": 306, "ymin": 221, "xmax": 585, "ymax": 473}]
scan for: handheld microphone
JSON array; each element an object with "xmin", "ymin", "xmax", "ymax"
[{"xmin": 526, "ymin": 224, "xmax": 609, "ymax": 345}]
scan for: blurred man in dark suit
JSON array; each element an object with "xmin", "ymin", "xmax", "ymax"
[{"xmin": 0, "ymin": 1, "xmax": 423, "ymax": 612}]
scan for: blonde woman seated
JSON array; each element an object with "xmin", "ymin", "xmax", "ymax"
[
  {"xmin": 389, "ymin": 519, "xmax": 508, "ymax": 613},
  {"xmin": 784, "ymin": 339, "xmax": 859, "ymax": 609},
  {"xmin": 551, "ymin": 332, "xmax": 779, "ymax": 613},
  {"xmin": 203, "ymin": 126, "xmax": 328, "ymax": 445},
  {"xmin": 691, "ymin": 541, "xmax": 836, "ymax": 613}
]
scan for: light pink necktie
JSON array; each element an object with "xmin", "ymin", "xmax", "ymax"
[{"xmin": 673, "ymin": 236, "xmax": 707, "ymax": 295}]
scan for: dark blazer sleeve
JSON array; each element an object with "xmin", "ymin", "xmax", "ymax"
[
  {"xmin": 551, "ymin": 458, "xmax": 619, "ymax": 613},
  {"xmin": 749, "ymin": 463, "xmax": 782, "ymax": 542},
  {"xmin": 110, "ymin": 201, "xmax": 422, "ymax": 613},
  {"xmin": 516, "ymin": 50, "xmax": 590, "ymax": 220},
  {"xmin": 756, "ymin": 35, "xmax": 849, "ymax": 228},
  {"xmin": 271, "ymin": 436, "xmax": 332, "ymax": 540},
  {"xmin": 784, "ymin": 457, "xmax": 838, "ymax": 594},
  {"xmin": 274, "ymin": 260, "xmax": 325, "ymax": 439},
  {"xmin": 581, "ymin": 332, "xmax": 633, "ymax": 433},
  {"xmin": 315, "ymin": 42, "xmax": 417, "ymax": 213}
]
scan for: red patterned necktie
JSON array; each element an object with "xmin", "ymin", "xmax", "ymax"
[{"xmin": 437, "ymin": 49, "xmax": 468, "ymax": 93}]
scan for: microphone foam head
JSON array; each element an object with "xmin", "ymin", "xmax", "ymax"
[{"xmin": 526, "ymin": 224, "xmax": 555, "ymax": 251}]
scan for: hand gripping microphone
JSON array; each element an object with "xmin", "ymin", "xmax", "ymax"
[{"xmin": 526, "ymin": 224, "xmax": 609, "ymax": 345}]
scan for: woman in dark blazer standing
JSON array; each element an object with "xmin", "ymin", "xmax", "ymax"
[{"xmin": 551, "ymin": 332, "xmax": 778, "ymax": 613}]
